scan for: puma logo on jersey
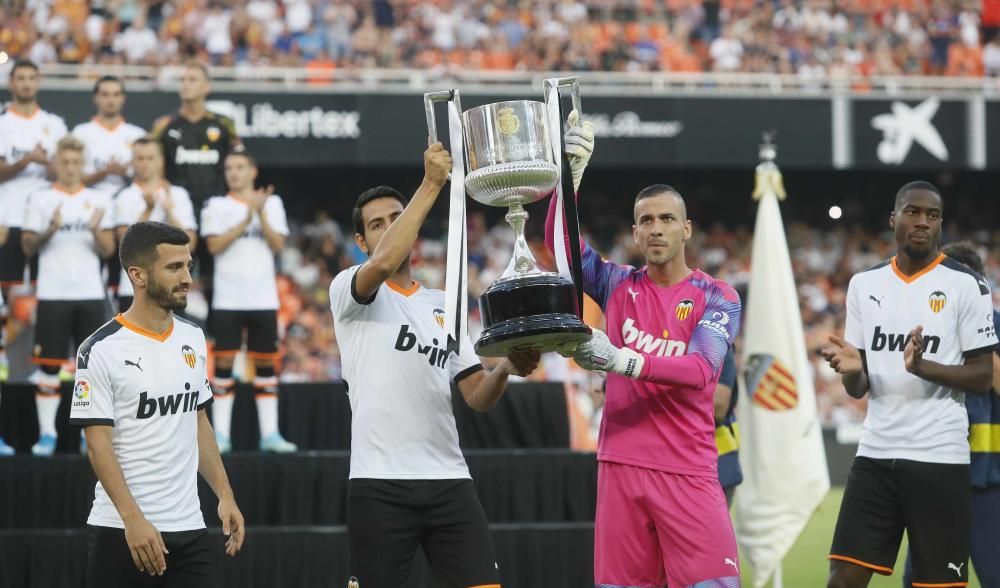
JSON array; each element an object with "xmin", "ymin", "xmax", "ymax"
[
  {"xmin": 394, "ymin": 325, "xmax": 452, "ymax": 368},
  {"xmin": 724, "ymin": 557, "xmax": 739, "ymax": 572},
  {"xmin": 948, "ymin": 562, "xmax": 964, "ymax": 577},
  {"xmin": 621, "ymin": 317, "xmax": 687, "ymax": 357},
  {"xmin": 136, "ymin": 384, "xmax": 201, "ymax": 419},
  {"xmin": 124, "ymin": 357, "xmax": 142, "ymax": 372},
  {"xmin": 869, "ymin": 294, "xmax": 883, "ymax": 308},
  {"xmin": 175, "ymin": 146, "xmax": 220, "ymax": 165},
  {"xmin": 870, "ymin": 325, "xmax": 941, "ymax": 354}
]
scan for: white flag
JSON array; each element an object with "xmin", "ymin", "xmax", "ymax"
[{"xmin": 733, "ymin": 162, "xmax": 831, "ymax": 588}]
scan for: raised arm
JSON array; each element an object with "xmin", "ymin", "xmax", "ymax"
[{"xmin": 353, "ymin": 143, "xmax": 450, "ymax": 300}]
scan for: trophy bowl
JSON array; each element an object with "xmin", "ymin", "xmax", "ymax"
[{"xmin": 459, "ymin": 100, "xmax": 591, "ymax": 357}]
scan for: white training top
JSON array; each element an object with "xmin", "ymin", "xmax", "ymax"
[
  {"xmin": 70, "ymin": 314, "xmax": 213, "ymax": 532},
  {"xmin": 0, "ymin": 107, "xmax": 67, "ymax": 228},
  {"xmin": 72, "ymin": 119, "xmax": 146, "ymax": 198},
  {"xmin": 114, "ymin": 182, "xmax": 197, "ymax": 297},
  {"xmin": 22, "ymin": 185, "xmax": 114, "ymax": 301},
  {"xmin": 845, "ymin": 254, "xmax": 998, "ymax": 464},
  {"xmin": 329, "ymin": 265, "xmax": 483, "ymax": 480},
  {"xmin": 200, "ymin": 194, "xmax": 288, "ymax": 310}
]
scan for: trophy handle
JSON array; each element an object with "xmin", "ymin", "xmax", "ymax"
[
  {"xmin": 423, "ymin": 89, "xmax": 463, "ymax": 144},
  {"xmin": 543, "ymin": 77, "xmax": 582, "ymax": 122}
]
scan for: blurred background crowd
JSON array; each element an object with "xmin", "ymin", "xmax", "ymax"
[{"xmin": 3, "ymin": 0, "xmax": 1000, "ymax": 77}]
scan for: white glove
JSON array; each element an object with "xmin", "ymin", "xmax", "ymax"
[
  {"xmin": 564, "ymin": 109, "xmax": 594, "ymax": 193},
  {"xmin": 573, "ymin": 329, "xmax": 644, "ymax": 378}
]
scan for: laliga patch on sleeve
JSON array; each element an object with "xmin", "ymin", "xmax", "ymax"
[{"xmin": 72, "ymin": 379, "xmax": 92, "ymax": 412}]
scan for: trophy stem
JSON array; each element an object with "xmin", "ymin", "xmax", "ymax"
[{"xmin": 501, "ymin": 201, "xmax": 539, "ymax": 278}]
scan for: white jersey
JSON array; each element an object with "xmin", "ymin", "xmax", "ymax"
[
  {"xmin": 329, "ymin": 265, "xmax": 483, "ymax": 480},
  {"xmin": 200, "ymin": 194, "xmax": 288, "ymax": 310},
  {"xmin": 114, "ymin": 182, "xmax": 197, "ymax": 297},
  {"xmin": 845, "ymin": 254, "xmax": 998, "ymax": 464},
  {"xmin": 72, "ymin": 119, "xmax": 146, "ymax": 198},
  {"xmin": 23, "ymin": 185, "xmax": 114, "ymax": 301},
  {"xmin": 0, "ymin": 108, "xmax": 67, "ymax": 228},
  {"xmin": 70, "ymin": 314, "xmax": 213, "ymax": 532}
]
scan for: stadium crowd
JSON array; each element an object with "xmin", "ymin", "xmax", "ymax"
[
  {"xmin": 2, "ymin": 0, "xmax": 1000, "ymax": 76},
  {"xmin": 273, "ymin": 210, "xmax": 1000, "ymax": 427}
]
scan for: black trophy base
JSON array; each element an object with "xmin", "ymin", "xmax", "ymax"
[{"xmin": 474, "ymin": 273, "xmax": 591, "ymax": 357}]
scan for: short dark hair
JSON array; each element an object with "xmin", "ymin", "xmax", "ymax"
[
  {"xmin": 353, "ymin": 186, "xmax": 409, "ymax": 236},
  {"xmin": 941, "ymin": 241, "xmax": 984, "ymax": 275},
  {"xmin": 634, "ymin": 184, "xmax": 686, "ymax": 220},
  {"xmin": 10, "ymin": 59, "xmax": 39, "ymax": 78},
  {"xmin": 93, "ymin": 75, "xmax": 124, "ymax": 94},
  {"xmin": 120, "ymin": 222, "xmax": 191, "ymax": 272},
  {"xmin": 895, "ymin": 181, "xmax": 942, "ymax": 210},
  {"xmin": 226, "ymin": 149, "xmax": 257, "ymax": 168}
]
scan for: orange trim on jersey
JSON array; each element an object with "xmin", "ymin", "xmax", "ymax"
[
  {"xmin": 247, "ymin": 351, "xmax": 282, "ymax": 360},
  {"xmin": 828, "ymin": 555, "xmax": 893, "ymax": 575},
  {"xmin": 30, "ymin": 357, "xmax": 68, "ymax": 366},
  {"xmin": 52, "ymin": 184, "xmax": 86, "ymax": 197},
  {"xmin": 912, "ymin": 583, "xmax": 968, "ymax": 587},
  {"xmin": 114, "ymin": 313, "xmax": 174, "ymax": 342},
  {"xmin": 386, "ymin": 280, "xmax": 420, "ymax": 296},
  {"xmin": 0, "ymin": 280, "xmax": 25, "ymax": 287},
  {"xmin": 466, "ymin": 585, "xmax": 501, "ymax": 588},
  {"xmin": 253, "ymin": 392, "xmax": 278, "ymax": 399},
  {"xmin": 7, "ymin": 105, "xmax": 39, "ymax": 120},
  {"xmin": 92, "ymin": 116, "xmax": 124, "ymax": 132},
  {"xmin": 890, "ymin": 253, "xmax": 945, "ymax": 284},
  {"xmin": 212, "ymin": 349, "xmax": 241, "ymax": 357}
]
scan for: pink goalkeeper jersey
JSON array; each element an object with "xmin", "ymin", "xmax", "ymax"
[{"xmin": 547, "ymin": 196, "xmax": 741, "ymax": 477}]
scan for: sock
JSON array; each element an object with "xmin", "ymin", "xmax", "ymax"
[
  {"xmin": 253, "ymin": 364, "xmax": 279, "ymax": 439},
  {"xmin": 36, "ymin": 393, "xmax": 61, "ymax": 438},
  {"xmin": 254, "ymin": 393, "xmax": 278, "ymax": 439},
  {"xmin": 212, "ymin": 365, "xmax": 235, "ymax": 439}
]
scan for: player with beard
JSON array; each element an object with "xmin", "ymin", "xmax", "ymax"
[
  {"xmin": 823, "ymin": 182, "xmax": 996, "ymax": 587},
  {"xmin": 71, "ymin": 221, "xmax": 244, "ymax": 587}
]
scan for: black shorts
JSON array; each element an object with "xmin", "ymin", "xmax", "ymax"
[
  {"xmin": 32, "ymin": 300, "xmax": 109, "ymax": 366},
  {"xmin": 348, "ymin": 478, "xmax": 499, "ymax": 588},
  {"xmin": 830, "ymin": 457, "xmax": 970, "ymax": 583},
  {"xmin": 209, "ymin": 309, "xmax": 279, "ymax": 357},
  {"xmin": 86, "ymin": 525, "xmax": 216, "ymax": 588},
  {"xmin": 0, "ymin": 228, "xmax": 38, "ymax": 286}
]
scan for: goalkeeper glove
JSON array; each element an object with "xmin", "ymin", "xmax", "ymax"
[
  {"xmin": 573, "ymin": 329, "xmax": 644, "ymax": 379},
  {"xmin": 564, "ymin": 109, "xmax": 595, "ymax": 193}
]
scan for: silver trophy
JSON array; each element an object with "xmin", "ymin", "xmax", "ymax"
[{"xmin": 425, "ymin": 80, "xmax": 590, "ymax": 357}]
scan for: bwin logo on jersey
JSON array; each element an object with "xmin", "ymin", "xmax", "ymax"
[
  {"xmin": 394, "ymin": 325, "xmax": 453, "ymax": 368},
  {"xmin": 136, "ymin": 383, "xmax": 201, "ymax": 419},
  {"xmin": 621, "ymin": 318, "xmax": 687, "ymax": 357},
  {"xmin": 928, "ymin": 291, "xmax": 947, "ymax": 313},
  {"xmin": 870, "ymin": 325, "xmax": 941, "ymax": 354}
]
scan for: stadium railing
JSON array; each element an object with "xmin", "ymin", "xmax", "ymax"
[{"xmin": 7, "ymin": 64, "xmax": 1000, "ymax": 98}]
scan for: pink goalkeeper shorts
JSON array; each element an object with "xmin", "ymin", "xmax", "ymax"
[{"xmin": 594, "ymin": 461, "xmax": 741, "ymax": 588}]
